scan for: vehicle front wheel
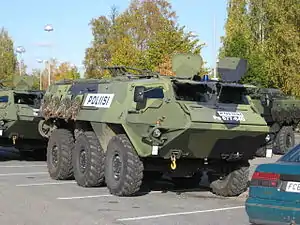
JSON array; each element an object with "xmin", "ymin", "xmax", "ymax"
[
  {"xmin": 47, "ymin": 128, "xmax": 74, "ymax": 180},
  {"xmin": 104, "ymin": 134, "xmax": 144, "ymax": 196},
  {"xmin": 73, "ymin": 131, "xmax": 105, "ymax": 187},
  {"xmin": 208, "ymin": 161, "xmax": 249, "ymax": 197}
]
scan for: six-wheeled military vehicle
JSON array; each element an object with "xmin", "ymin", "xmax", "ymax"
[
  {"xmin": 0, "ymin": 75, "xmax": 47, "ymax": 159},
  {"xmin": 247, "ymin": 87, "xmax": 300, "ymax": 157},
  {"xmin": 40, "ymin": 54, "xmax": 270, "ymax": 197}
]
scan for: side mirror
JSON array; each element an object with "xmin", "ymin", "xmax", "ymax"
[{"xmin": 134, "ymin": 86, "xmax": 164, "ymax": 103}]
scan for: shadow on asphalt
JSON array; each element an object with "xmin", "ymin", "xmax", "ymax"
[
  {"xmin": 0, "ymin": 148, "xmax": 46, "ymax": 162},
  {"xmin": 115, "ymin": 172, "xmax": 222, "ymax": 198}
]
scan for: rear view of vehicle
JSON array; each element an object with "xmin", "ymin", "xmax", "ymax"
[
  {"xmin": 0, "ymin": 76, "xmax": 47, "ymax": 158},
  {"xmin": 246, "ymin": 144, "xmax": 300, "ymax": 224}
]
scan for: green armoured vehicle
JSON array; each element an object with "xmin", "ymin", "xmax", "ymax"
[
  {"xmin": 247, "ymin": 87, "xmax": 300, "ymax": 157},
  {"xmin": 40, "ymin": 54, "xmax": 269, "ymax": 197},
  {"xmin": 0, "ymin": 75, "xmax": 47, "ymax": 158}
]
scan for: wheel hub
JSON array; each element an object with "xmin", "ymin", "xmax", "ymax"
[
  {"xmin": 112, "ymin": 153, "xmax": 122, "ymax": 180},
  {"xmin": 51, "ymin": 145, "xmax": 58, "ymax": 167},
  {"xmin": 286, "ymin": 134, "xmax": 292, "ymax": 148},
  {"xmin": 79, "ymin": 149, "xmax": 87, "ymax": 173}
]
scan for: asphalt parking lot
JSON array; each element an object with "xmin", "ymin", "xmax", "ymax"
[{"xmin": 0, "ymin": 136, "xmax": 298, "ymax": 225}]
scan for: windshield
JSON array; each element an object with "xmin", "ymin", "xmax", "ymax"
[
  {"xmin": 172, "ymin": 81, "xmax": 249, "ymax": 105},
  {"xmin": 218, "ymin": 86, "xmax": 249, "ymax": 104},
  {"xmin": 172, "ymin": 81, "xmax": 213, "ymax": 102},
  {"xmin": 68, "ymin": 83, "xmax": 98, "ymax": 95},
  {"xmin": 14, "ymin": 93, "xmax": 42, "ymax": 108},
  {"xmin": 278, "ymin": 144, "xmax": 300, "ymax": 162}
]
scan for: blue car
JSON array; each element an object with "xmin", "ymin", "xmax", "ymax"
[{"xmin": 246, "ymin": 144, "xmax": 300, "ymax": 225}]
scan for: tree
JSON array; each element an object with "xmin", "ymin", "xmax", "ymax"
[
  {"xmin": 53, "ymin": 62, "xmax": 80, "ymax": 81},
  {"xmin": 29, "ymin": 68, "xmax": 42, "ymax": 90},
  {"xmin": 84, "ymin": 0, "xmax": 206, "ymax": 78},
  {"xmin": 220, "ymin": 0, "xmax": 300, "ymax": 95},
  {"xmin": 0, "ymin": 27, "xmax": 18, "ymax": 83}
]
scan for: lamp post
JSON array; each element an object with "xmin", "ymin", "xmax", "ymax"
[
  {"xmin": 44, "ymin": 24, "xmax": 54, "ymax": 86},
  {"xmin": 16, "ymin": 46, "xmax": 25, "ymax": 76},
  {"xmin": 36, "ymin": 59, "xmax": 45, "ymax": 90}
]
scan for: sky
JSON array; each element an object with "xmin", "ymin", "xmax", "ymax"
[{"xmin": 0, "ymin": 0, "xmax": 228, "ymax": 75}]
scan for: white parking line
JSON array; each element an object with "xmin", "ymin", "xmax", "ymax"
[
  {"xmin": 57, "ymin": 194, "xmax": 113, "ymax": 200},
  {"xmin": 16, "ymin": 181, "xmax": 76, "ymax": 187},
  {"xmin": 0, "ymin": 165, "xmax": 46, "ymax": 168},
  {"xmin": 0, "ymin": 172, "xmax": 48, "ymax": 176},
  {"xmin": 116, "ymin": 206, "xmax": 245, "ymax": 221},
  {"xmin": 57, "ymin": 191, "xmax": 163, "ymax": 200}
]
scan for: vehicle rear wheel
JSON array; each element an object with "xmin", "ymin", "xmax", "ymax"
[
  {"xmin": 274, "ymin": 126, "xmax": 295, "ymax": 154},
  {"xmin": 104, "ymin": 134, "xmax": 144, "ymax": 196},
  {"xmin": 73, "ymin": 131, "xmax": 105, "ymax": 187},
  {"xmin": 208, "ymin": 161, "xmax": 249, "ymax": 197},
  {"xmin": 47, "ymin": 128, "xmax": 74, "ymax": 180}
]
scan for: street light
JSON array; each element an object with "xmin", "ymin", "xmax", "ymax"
[
  {"xmin": 44, "ymin": 24, "xmax": 54, "ymax": 32},
  {"xmin": 16, "ymin": 46, "xmax": 25, "ymax": 76},
  {"xmin": 44, "ymin": 24, "xmax": 54, "ymax": 86},
  {"xmin": 36, "ymin": 59, "xmax": 45, "ymax": 90}
]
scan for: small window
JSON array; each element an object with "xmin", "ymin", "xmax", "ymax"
[{"xmin": 0, "ymin": 96, "xmax": 8, "ymax": 103}]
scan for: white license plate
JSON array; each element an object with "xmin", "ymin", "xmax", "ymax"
[{"xmin": 286, "ymin": 182, "xmax": 300, "ymax": 193}]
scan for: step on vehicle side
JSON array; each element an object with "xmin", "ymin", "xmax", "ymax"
[
  {"xmin": 0, "ymin": 75, "xmax": 47, "ymax": 159},
  {"xmin": 40, "ymin": 54, "xmax": 270, "ymax": 197},
  {"xmin": 247, "ymin": 87, "xmax": 300, "ymax": 157}
]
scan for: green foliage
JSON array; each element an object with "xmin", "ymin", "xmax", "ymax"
[
  {"xmin": 220, "ymin": 0, "xmax": 300, "ymax": 96},
  {"xmin": 0, "ymin": 27, "xmax": 18, "ymax": 83},
  {"xmin": 30, "ymin": 69, "xmax": 42, "ymax": 90},
  {"xmin": 53, "ymin": 62, "xmax": 80, "ymax": 81},
  {"xmin": 84, "ymin": 0, "xmax": 206, "ymax": 78}
]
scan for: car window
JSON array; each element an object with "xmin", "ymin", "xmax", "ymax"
[{"xmin": 278, "ymin": 144, "xmax": 300, "ymax": 162}]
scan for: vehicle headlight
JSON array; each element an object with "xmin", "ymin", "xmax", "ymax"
[{"xmin": 152, "ymin": 128, "xmax": 161, "ymax": 138}]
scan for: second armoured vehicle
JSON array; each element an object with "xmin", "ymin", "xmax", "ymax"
[
  {"xmin": 0, "ymin": 75, "xmax": 47, "ymax": 159},
  {"xmin": 247, "ymin": 87, "xmax": 300, "ymax": 156},
  {"xmin": 40, "ymin": 54, "xmax": 269, "ymax": 197}
]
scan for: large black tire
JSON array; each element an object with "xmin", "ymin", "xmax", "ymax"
[
  {"xmin": 255, "ymin": 146, "xmax": 266, "ymax": 157},
  {"xmin": 104, "ymin": 134, "xmax": 144, "ymax": 196},
  {"xmin": 208, "ymin": 161, "xmax": 249, "ymax": 197},
  {"xmin": 47, "ymin": 128, "xmax": 74, "ymax": 180},
  {"xmin": 73, "ymin": 131, "xmax": 105, "ymax": 187},
  {"xmin": 274, "ymin": 126, "xmax": 295, "ymax": 155}
]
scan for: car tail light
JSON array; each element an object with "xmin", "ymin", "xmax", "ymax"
[{"xmin": 250, "ymin": 171, "xmax": 280, "ymax": 187}]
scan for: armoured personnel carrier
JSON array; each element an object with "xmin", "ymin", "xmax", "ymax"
[
  {"xmin": 247, "ymin": 87, "xmax": 300, "ymax": 156},
  {"xmin": 40, "ymin": 54, "xmax": 269, "ymax": 197},
  {"xmin": 0, "ymin": 75, "xmax": 47, "ymax": 159}
]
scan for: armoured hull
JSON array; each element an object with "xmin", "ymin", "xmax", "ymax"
[
  {"xmin": 158, "ymin": 124, "xmax": 267, "ymax": 159},
  {"xmin": 0, "ymin": 120, "xmax": 44, "ymax": 140},
  {"xmin": 124, "ymin": 102, "xmax": 269, "ymax": 159}
]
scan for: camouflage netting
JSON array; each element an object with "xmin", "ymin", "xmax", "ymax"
[{"xmin": 41, "ymin": 95, "xmax": 83, "ymax": 121}]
